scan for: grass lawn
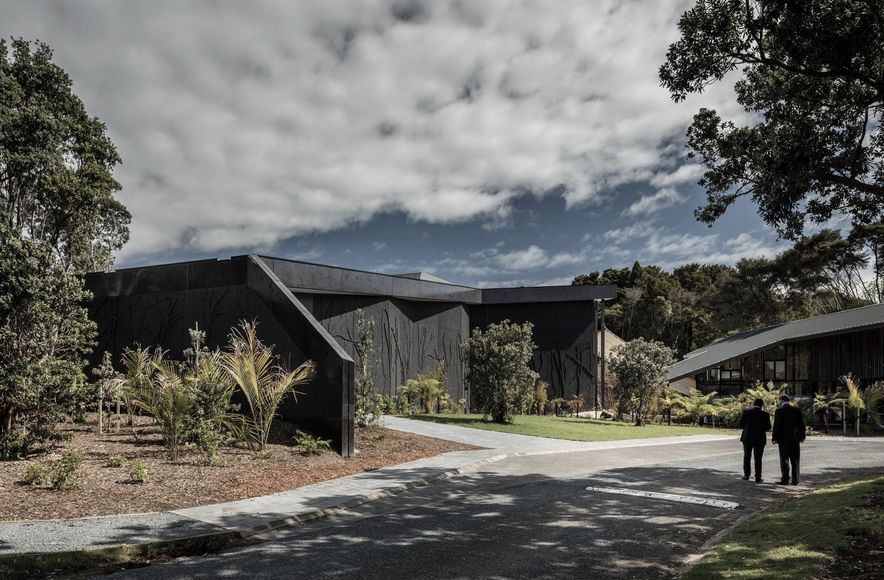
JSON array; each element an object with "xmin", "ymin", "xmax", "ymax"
[
  {"xmin": 406, "ymin": 414, "xmax": 737, "ymax": 441},
  {"xmin": 684, "ymin": 475, "xmax": 884, "ymax": 579}
]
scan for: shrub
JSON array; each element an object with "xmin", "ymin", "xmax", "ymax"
[
  {"xmin": 126, "ymin": 352, "xmax": 194, "ymax": 461},
  {"xmin": 609, "ymin": 338, "xmax": 675, "ymax": 426},
  {"xmin": 353, "ymin": 309, "xmax": 382, "ymax": 427},
  {"xmin": 105, "ymin": 454, "xmax": 126, "ymax": 468},
  {"xmin": 22, "ymin": 463, "xmax": 49, "ymax": 486},
  {"xmin": 464, "ymin": 320, "xmax": 539, "ymax": 424},
  {"xmin": 293, "ymin": 430, "xmax": 332, "ymax": 455},
  {"xmin": 567, "ymin": 394, "xmax": 585, "ymax": 416},
  {"xmin": 50, "ymin": 449, "xmax": 84, "ymax": 491},
  {"xmin": 222, "ymin": 321, "xmax": 316, "ymax": 452},
  {"xmin": 547, "ymin": 397, "xmax": 566, "ymax": 416},
  {"xmin": 129, "ymin": 460, "xmax": 150, "ymax": 483},
  {"xmin": 533, "ymin": 381, "xmax": 549, "ymax": 415}
]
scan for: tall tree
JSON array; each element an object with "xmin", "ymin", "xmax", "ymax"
[
  {"xmin": 660, "ymin": 0, "xmax": 884, "ymax": 240},
  {"xmin": 0, "ymin": 39, "xmax": 129, "ymax": 458}
]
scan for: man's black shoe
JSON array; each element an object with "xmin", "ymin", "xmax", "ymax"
[
  {"xmin": 776, "ymin": 480, "xmax": 790, "ymax": 485},
  {"xmin": 755, "ymin": 478, "xmax": 763, "ymax": 483},
  {"xmin": 742, "ymin": 475, "xmax": 750, "ymax": 480},
  {"xmin": 791, "ymin": 481, "xmax": 798, "ymax": 485}
]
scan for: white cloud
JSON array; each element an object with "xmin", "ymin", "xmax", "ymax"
[
  {"xmin": 495, "ymin": 245, "xmax": 548, "ymax": 271},
  {"xmin": 601, "ymin": 220, "xmax": 662, "ymax": 241},
  {"xmin": 0, "ymin": 0, "xmax": 744, "ymax": 261},
  {"xmin": 640, "ymin": 229, "xmax": 788, "ymax": 269},
  {"xmin": 622, "ymin": 188, "xmax": 686, "ymax": 216},
  {"xmin": 650, "ymin": 163, "xmax": 705, "ymax": 187},
  {"xmin": 372, "ymin": 241, "xmax": 387, "ymax": 252}
]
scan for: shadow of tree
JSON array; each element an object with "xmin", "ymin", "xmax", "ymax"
[{"xmin": 98, "ymin": 458, "xmax": 883, "ymax": 580}]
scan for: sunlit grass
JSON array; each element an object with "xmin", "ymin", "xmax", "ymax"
[
  {"xmin": 406, "ymin": 414, "xmax": 737, "ymax": 441},
  {"xmin": 684, "ymin": 475, "xmax": 884, "ymax": 579}
]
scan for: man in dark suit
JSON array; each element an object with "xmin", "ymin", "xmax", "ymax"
[
  {"xmin": 772, "ymin": 394, "xmax": 806, "ymax": 485},
  {"xmin": 739, "ymin": 398, "xmax": 771, "ymax": 482}
]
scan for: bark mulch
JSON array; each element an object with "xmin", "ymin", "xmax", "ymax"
[{"xmin": 0, "ymin": 418, "xmax": 476, "ymax": 521}]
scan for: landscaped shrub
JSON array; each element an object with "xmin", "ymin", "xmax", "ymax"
[
  {"xmin": 353, "ymin": 309, "xmax": 383, "ymax": 428},
  {"xmin": 50, "ymin": 449, "xmax": 84, "ymax": 491},
  {"xmin": 127, "ymin": 354, "xmax": 194, "ymax": 461},
  {"xmin": 609, "ymin": 338, "xmax": 674, "ymax": 426},
  {"xmin": 23, "ymin": 463, "xmax": 49, "ymax": 486},
  {"xmin": 464, "ymin": 320, "xmax": 538, "ymax": 424},
  {"xmin": 566, "ymin": 394, "xmax": 585, "ymax": 416},
  {"xmin": 105, "ymin": 454, "xmax": 126, "ymax": 468},
  {"xmin": 222, "ymin": 320, "xmax": 316, "ymax": 452},
  {"xmin": 293, "ymin": 430, "xmax": 332, "ymax": 455},
  {"xmin": 129, "ymin": 459, "xmax": 150, "ymax": 483},
  {"xmin": 532, "ymin": 381, "xmax": 549, "ymax": 415},
  {"xmin": 547, "ymin": 397, "xmax": 566, "ymax": 416}
]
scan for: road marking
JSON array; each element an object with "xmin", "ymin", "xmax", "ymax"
[{"xmin": 585, "ymin": 486, "xmax": 740, "ymax": 509}]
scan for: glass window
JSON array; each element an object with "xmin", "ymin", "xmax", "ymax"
[
  {"xmin": 709, "ymin": 368, "xmax": 719, "ymax": 381},
  {"xmin": 765, "ymin": 360, "xmax": 786, "ymax": 381}
]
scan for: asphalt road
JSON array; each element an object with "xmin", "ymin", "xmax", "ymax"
[{"xmin": 105, "ymin": 437, "xmax": 884, "ymax": 580}]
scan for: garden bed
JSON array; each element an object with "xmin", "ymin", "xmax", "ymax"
[{"xmin": 0, "ymin": 417, "xmax": 476, "ymax": 521}]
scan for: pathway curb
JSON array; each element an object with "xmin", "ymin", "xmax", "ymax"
[{"xmin": 0, "ymin": 452, "xmax": 510, "ymax": 578}]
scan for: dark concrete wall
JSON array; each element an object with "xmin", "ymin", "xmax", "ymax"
[
  {"xmin": 296, "ymin": 293, "xmax": 468, "ymax": 401},
  {"xmin": 469, "ymin": 301, "xmax": 598, "ymax": 401}
]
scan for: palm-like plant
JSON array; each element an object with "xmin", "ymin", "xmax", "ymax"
[
  {"xmin": 658, "ymin": 387, "xmax": 681, "ymax": 425},
  {"xmin": 833, "ymin": 377, "xmax": 866, "ymax": 436},
  {"xmin": 812, "ymin": 393, "xmax": 838, "ymax": 434},
  {"xmin": 221, "ymin": 321, "xmax": 316, "ymax": 452},
  {"xmin": 127, "ymin": 356, "xmax": 194, "ymax": 460},
  {"xmin": 674, "ymin": 388, "xmax": 718, "ymax": 425}
]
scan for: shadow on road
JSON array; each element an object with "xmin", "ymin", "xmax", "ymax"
[{"xmin": 106, "ymin": 459, "xmax": 883, "ymax": 579}]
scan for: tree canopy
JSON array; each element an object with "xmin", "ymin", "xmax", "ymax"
[
  {"xmin": 660, "ymin": 0, "xmax": 884, "ymax": 239},
  {"xmin": 574, "ymin": 228, "xmax": 878, "ymax": 356},
  {"xmin": 0, "ymin": 39, "xmax": 129, "ymax": 458}
]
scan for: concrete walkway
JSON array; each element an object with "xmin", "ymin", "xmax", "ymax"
[{"xmin": 0, "ymin": 418, "xmax": 734, "ymax": 558}]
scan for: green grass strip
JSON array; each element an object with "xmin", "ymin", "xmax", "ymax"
[
  {"xmin": 406, "ymin": 414, "xmax": 737, "ymax": 441},
  {"xmin": 685, "ymin": 475, "xmax": 884, "ymax": 579}
]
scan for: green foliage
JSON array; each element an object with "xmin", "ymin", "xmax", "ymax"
[
  {"xmin": 609, "ymin": 338, "xmax": 675, "ymax": 426},
  {"xmin": 397, "ymin": 375, "xmax": 442, "ymax": 414},
  {"xmin": 221, "ymin": 320, "xmax": 316, "ymax": 452},
  {"xmin": 673, "ymin": 388, "xmax": 718, "ymax": 426},
  {"xmin": 22, "ymin": 463, "xmax": 49, "ymax": 486},
  {"xmin": 833, "ymin": 377, "xmax": 884, "ymax": 435},
  {"xmin": 105, "ymin": 454, "xmax": 125, "ymax": 468},
  {"xmin": 464, "ymin": 320, "xmax": 539, "ymax": 424},
  {"xmin": 532, "ymin": 381, "xmax": 549, "ymax": 415},
  {"xmin": 353, "ymin": 309, "xmax": 382, "ymax": 427},
  {"xmin": 661, "ymin": 1, "xmax": 884, "ymax": 243},
  {"xmin": 684, "ymin": 475, "xmax": 884, "ymax": 580},
  {"xmin": 50, "ymin": 449, "xmax": 84, "ymax": 491},
  {"xmin": 0, "ymin": 39, "xmax": 130, "ymax": 459},
  {"xmin": 0, "ymin": 225, "xmax": 96, "ymax": 458},
  {"xmin": 129, "ymin": 460, "xmax": 150, "ymax": 484},
  {"xmin": 293, "ymin": 429, "xmax": 332, "ymax": 455}
]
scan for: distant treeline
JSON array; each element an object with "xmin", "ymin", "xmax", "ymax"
[{"xmin": 573, "ymin": 228, "xmax": 884, "ymax": 356}]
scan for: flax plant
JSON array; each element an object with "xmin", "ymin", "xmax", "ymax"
[{"xmin": 221, "ymin": 321, "xmax": 316, "ymax": 452}]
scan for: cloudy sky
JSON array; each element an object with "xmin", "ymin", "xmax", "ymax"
[{"xmin": 2, "ymin": 0, "xmax": 790, "ymax": 286}]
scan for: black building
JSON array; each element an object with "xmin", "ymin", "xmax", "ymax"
[
  {"xmin": 668, "ymin": 303, "xmax": 884, "ymax": 396},
  {"xmin": 86, "ymin": 255, "xmax": 616, "ymax": 456}
]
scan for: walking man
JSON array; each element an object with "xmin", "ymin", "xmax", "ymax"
[
  {"xmin": 772, "ymin": 394, "xmax": 806, "ymax": 485},
  {"xmin": 739, "ymin": 398, "xmax": 771, "ymax": 482}
]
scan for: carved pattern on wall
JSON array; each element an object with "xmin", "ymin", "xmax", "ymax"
[{"xmin": 302, "ymin": 294, "xmax": 468, "ymax": 399}]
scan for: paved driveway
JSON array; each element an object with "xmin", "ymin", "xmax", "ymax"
[{"xmin": 106, "ymin": 436, "xmax": 884, "ymax": 579}]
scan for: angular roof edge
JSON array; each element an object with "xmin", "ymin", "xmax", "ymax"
[{"xmin": 667, "ymin": 302, "xmax": 884, "ymax": 381}]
